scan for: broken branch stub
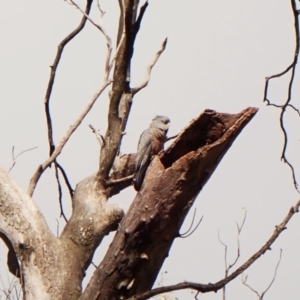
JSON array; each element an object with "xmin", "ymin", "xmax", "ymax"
[{"xmin": 80, "ymin": 107, "xmax": 258, "ymax": 300}]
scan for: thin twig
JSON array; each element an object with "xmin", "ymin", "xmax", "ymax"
[
  {"xmin": 179, "ymin": 209, "xmax": 197, "ymax": 236},
  {"xmin": 96, "ymin": 0, "xmax": 105, "ymax": 19},
  {"xmin": 69, "ymin": 0, "xmax": 112, "ymax": 77},
  {"xmin": 132, "ymin": 38, "xmax": 168, "ymax": 95},
  {"xmin": 106, "ymin": 174, "xmax": 134, "ymax": 186},
  {"xmin": 28, "ymin": 80, "xmax": 111, "ymax": 197},
  {"xmin": 241, "ymin": 274, "xmax": 260, "ymax": 298},
  {"xmin": 260, "ymin": 249, "xmax": 282, "ymax": 298},
  {"xmin": 89, "ymin": 124, "xmax": 105, "ymax": 147},
  {"xmin": 288, "ymin": 103, "xmax": 300, "ymax": 116},
  {"xmin": 218, "ymin": 231, "xmax": 228, "ymax": 300},
  {"xmin": 263, "ymin": 0, "xmax": 300, "ymax": 191},
  {"xmin": 28, "ymin": 0, "xmax": 115, "ymax": 196},
  {"xmin": 54, "ymin": 163, "xmax": 68, "ymax": 222},
  {"xmin": 69, "ymin": 0, "xmax": 111, "ymax": 41},
  {"xmin": 218, "ymin": 209, "xmax": 247, "ymax": 300},
  {"xmin": 128, "ymin": 200, "xmax": 300, "ymax": 300},
  {"xmin": 28, "ymin": 0, "xmax": 122, "ymax": 196},
  {"xmin": 242, "ymin": 249, "xmax": 283, "ymax": 299},
  {"xmin": 179, "ymin": 210, "xmax": 203, "ymax": 238},
  {"xmin": 228, "ymin": 209, "xmax": 247, "ymax": 270},
  {"xmin": 8, "ymin": 146, "xmax": 38, "ymax": 173},
  {"xmin": 44, "ymin": 0, "xmax": 93, "ymax": 157},
  {"xmin": 56, "ymin": 162, "xmax": 74, "ymax": 199},
  {"xmin": 166, "ymin": 134, "xmax": 178, "ymax": 142},
  {"xmin": 28, "ymin": 0, "xmax": 117, "ymax": 196}
]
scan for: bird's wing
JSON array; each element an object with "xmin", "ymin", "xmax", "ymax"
[
  {"xmin": 134, "ymin": 141, "xmax": 152, "ymax": 191},
  {"xmin": 135, "ymin": 130, "xmax": 150, "ymax": 169}
]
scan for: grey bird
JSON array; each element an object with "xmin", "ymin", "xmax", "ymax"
[{"xmin": 133, "ymin": 115, "xmax": 170, "ymax": 191}]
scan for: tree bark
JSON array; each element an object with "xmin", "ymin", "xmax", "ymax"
[
  {"xmin": 0, "ymin": 153, "xmax": 135, "ymax": 300},
  {"xmin": 0, "ymin": 107, "xmax": 257, "ymax": 300},
  {"xmin": 80, "ymin": 107, "xmax": 258, "ymax": 300}
]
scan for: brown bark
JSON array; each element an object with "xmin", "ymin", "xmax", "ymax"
[
  {"xmin": 80, "ymin": 107, "xmax": 258, "ymax": 300},
  {"xmin": 0, "ymin": 153, "xmax": 136, "ymax": 300}
]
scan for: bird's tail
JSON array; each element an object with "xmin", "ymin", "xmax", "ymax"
[{"xmin": 133, "ymin": 162, "xmax": 149, "ymax": 191}]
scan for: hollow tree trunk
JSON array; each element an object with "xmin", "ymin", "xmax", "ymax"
[
  {"xmin": 81, "ymin": 107, "xmax": 258, "ymax": 300},
  {"xmin": 0, "ymin": 107, "xmax": 257, "ymax": 300}
]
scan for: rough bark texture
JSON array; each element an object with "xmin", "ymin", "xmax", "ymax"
[
  {"xmin": 0, "ymin": 168, "xmax": 79, "ymax": 299},
  {"xmin": 0, "ymin": 107, "xmax": 257, "ymax": 300},
  {"xmin": 80, "ymin": 107, "xmax": 258, "ymax": 300},
  {"xmin": 0, "ymin": 153, "xmax": 136, "ymax": 300}
]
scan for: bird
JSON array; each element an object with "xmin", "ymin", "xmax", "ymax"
[{"xmin": 133, "ymin": 115, "xmax": 170, "ymax": 191}]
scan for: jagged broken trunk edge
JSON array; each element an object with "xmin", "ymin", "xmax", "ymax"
[{"xmin": 80, "ymin": 107, "xmax": 258, "ymax": 300}]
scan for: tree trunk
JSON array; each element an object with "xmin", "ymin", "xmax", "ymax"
[
  {"xmin": 81, "ymin": 107, "xmax": 258, "ymax": 300},
  {"xmin": 0, "ymin": 107, "xmax": 257, "ymax": 300}
]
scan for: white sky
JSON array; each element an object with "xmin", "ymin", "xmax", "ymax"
[{"xmin": 1, "ymin": 0, "xmax": 300, "ymax": 299}]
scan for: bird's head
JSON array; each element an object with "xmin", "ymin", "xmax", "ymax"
[{"xmin": 151, "ymin": 115, "xmax": 170, "ymax": 133}]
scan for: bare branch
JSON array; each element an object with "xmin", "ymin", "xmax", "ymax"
[
  {"xmin": 0, "ymin": 273, "xmax": 21, "ymax": 300},
  {"xmin": 132, "ymin": 38, "xmax": 168, "ymax": 95},
  {"xmin": 241, "ymin": 274, "xmax": 260, "ymax": 298},
  {"xmin": 28, "ymin": 0, "xmax": 116, "ymax": 196},
  {"xmin": 242, "ymin": 249, "xmax": 283, "ymax": 299},
  {"xmin": 89, "ymin": 124, "xmax": 105, "ymax": 147},
  {"xmin": 127, "ymin": 199, "xmax": 300, "ymax": 300},
  {"xmin": 228, "ymin": 209, "xmax": 247, "ymax": 270},
  {"xmin": 260, "ymin": 249, "xmax": 283, "ymax": 298},
  {"xmin": 179, "ymin": 213, "xmax": 203, "ymax": 238},
  {"xmin": 28, "ymin": 80, "xmax": 111, "ymax": 197},
  {"xmin": 105, "ymin": 153, "xmax": 137, "ymax": 198},
  {"xmin": 218, "ymin": 230, "xmax": 228, "ymax": 300},
  {"xmin": 96, "ymin": 0, "xmax": 105, "ymax": 19},
  {"xmin": 106, "ymin": 174, "xmax": 134, "ymax": 186},
  {"xmin": 218, "ymin": 209, "xmax": 247, "ymax": 299},
  {"xmin": 179, "ymin": 209, "xmax": 197, "ymax": 236},
  {"xmin": 56, "ymin": 162, "xmax": 74, "ymax": 199},
  {"xmin": 236, "ymin": 209, "xmax": 247, "ymax": 233},
  {"xmin": 68, "ymin": 0, "xmax": 114, "ymax": 77},
  {"xmin": 54, "ymin": 163, "xmax": 68, "ymax": 222},
  {"xmin": 218, "ymin": 230, "xmax": 228, "ymax": 271},
  {"xmin": 97, "ymin": 0, "xmax": 150, "ymax": 182},
  {"xmin": 8, "ymin": 146, "xmax": 38, "ymax": 173},
  {"xmin": 166, "ymin": 134, "xmax": 178, "ymax": 142},
  {"xmin": 288, "ymin": 103, "xmax": 300, "ymax": 116},
  {"xmin": 263, "ymin": 0, "xmax": 300, "ymax": 191},
  {"xmin": 44, "ymin": 0, "xmax": 93, "ymax": 157},
  {"xmin": 134, "ymin": 1, "xmax": 149, "ymax": 35},
  {"xmin": 69, "ymin": 0, "xmax": 112, "ymax": 46}
]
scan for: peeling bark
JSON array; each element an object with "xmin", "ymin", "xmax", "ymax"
[
  {"xmin": 0, "ymin": 156, "xmax": 133, "ymax": 300},
  {"xmin": 80, "ymin": 107, "xmax": 258, "ymax": 300}
]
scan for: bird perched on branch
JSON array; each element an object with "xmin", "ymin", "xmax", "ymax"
[{"xmin": 133, "ymin": 115, "xmax": 170, "ymax": 191}]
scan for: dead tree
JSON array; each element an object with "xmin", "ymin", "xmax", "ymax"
[{"xmin": 0, "ymin": 1, "xmax": 299, "ymax": 300}]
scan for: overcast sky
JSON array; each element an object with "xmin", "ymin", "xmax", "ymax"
[{"xmin": 1, "ymin": 0, "xmax": 300, "ymax": 299}]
